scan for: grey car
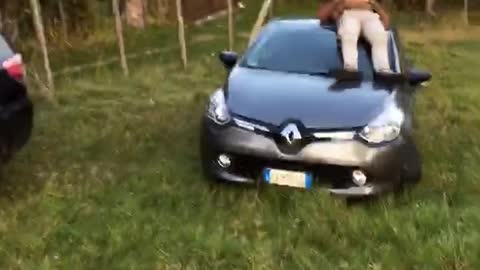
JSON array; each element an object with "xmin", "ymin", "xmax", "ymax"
[{"xmin": 201, "ymin": 19, "xmax": 431, "ymax": 197}]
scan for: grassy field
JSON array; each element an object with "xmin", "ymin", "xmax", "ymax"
[{"xmin": 1, "ymin": 2, "xmax": 480, "ymax": 269}]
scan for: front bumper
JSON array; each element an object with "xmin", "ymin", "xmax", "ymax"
[{"xmin": 202, "ymin": 118, "xmax": 412, "ymax": 196}]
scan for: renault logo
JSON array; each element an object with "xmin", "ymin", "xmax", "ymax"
[{"xmin": 281, "ymin": 124, "xmax": 302, "ymax": 144}]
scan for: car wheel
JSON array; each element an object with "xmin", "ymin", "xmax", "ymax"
[
  {"xmin": 200, "ymin": 130, "xmax": 214, "ymax": 180},
  {"xmin": 346, "ymin": 195, "xmax": 381, "ymax": 206},
  {"xmin": 0, "ymin": 140, "xmax": 12, "ymax": 164},
  {"xmin": 397, "ymin": 137, "xmax": 422, "ymax": 192},
  {"xmin": 200, "ymin": 122, "xmax": 224, "ymax": 184}
]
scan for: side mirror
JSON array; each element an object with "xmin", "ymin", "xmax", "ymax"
[
  {"xmin": 407, "ymin": 69, "xmax": 432, "ymax": 86},
  {"xmin": 219, "ymin": 51, "xmax": 238, "ymax": 70}
]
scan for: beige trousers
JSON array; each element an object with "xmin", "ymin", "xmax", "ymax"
[{"xmin": 337, "ymin": 10, "xmax": 391, "ymax": 72}]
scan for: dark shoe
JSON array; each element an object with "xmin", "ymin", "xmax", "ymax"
[
  {"xmin": 328, "ymin": 80, "xmax": 362, "ymax": 92},
  {"xmin": 374, "ymin": 71, "xmax": 407, "ymax": 83},
  {"xmin": 330, "ymin": 69, "xmax": 362, "ymax": 81}
]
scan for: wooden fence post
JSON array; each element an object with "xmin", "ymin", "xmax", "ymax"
[
  {"xmin": 58, "ymin": 0, "xmax": 68, "ymax": 42},
  {"xmin": 113, "ymin": 0, "xmax": 129, "ymax": 76},
  {"xmin": 228, "ymin": 0, "xmax": 234, "ymax": 51},
  {"xmin": 425, "ymin": 0, "xmax": 436, "ymax": 17},
  {"xmin": 269, "ymin": 0, "xmax": 274, "ymax": 19},
  {"xmin": 30, "ymin": 0, "xmax": 55, "ymax": 95},
  {"xmin": 157, "ymin": 0, "xmax": 168, "ymax": 25},
  {"xmin": 176, "ymin": 0, "xmax": 187, "ymax": 69},
  {"xmin": 249, "ymin": 0, "xmax": 272, "ymax": 46},
  {"xmin": 464, "ymin": 0, "xmax": 469, "ymax": 25}
]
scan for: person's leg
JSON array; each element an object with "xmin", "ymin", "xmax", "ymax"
[
  {"xmin": 337, "ymin": 11, "xmax": 361, "ymax": 71},
  {"xmin": 361, "ymin": 13, "xmax": 392, "ymax": 73}
]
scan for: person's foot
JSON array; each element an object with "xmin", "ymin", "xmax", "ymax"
[
  {"xmin": 374, "ymin": 69, "xmax": 406, "ymax": 82},
  {"xmin": 376, "ymin": 68, "xmax": 397, "ymax": 74},
  {"xmin": 331, "ymin": 68, "xmax": 362, "ymax": 81}
]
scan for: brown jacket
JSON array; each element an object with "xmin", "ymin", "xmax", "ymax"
[{"xmin": 317, "ymin": 0, "xmax": 391, "ymax": 29}]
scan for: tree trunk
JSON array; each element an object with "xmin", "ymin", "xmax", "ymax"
[
  {"xmin": 157, "ymin": 0, "xmax": 169, "ymax": 24},
  {"xmin": 0, "ymin": 2, "xmax": 22, "ymax": 44},
  {"xmin": 113, "ymin": 0, "xmax": 129, "ymax": 76},
  {"xmin": 58, "ymin": 0, "xmax": 68, "ymax": 42},
  {"xmin": 426, "ymin": 0, "xmax": 436, "ymax": 17},
  {"xmin": 143, "ymin": 0, "xmax": 148, "ymax": 25},
  {"xmin": 126, "ymin": 0, "xmax": 146, "ymax": 28},
  {"xmin": 30, "ymin": 0, "xmax": 55, "ymax": 96}
]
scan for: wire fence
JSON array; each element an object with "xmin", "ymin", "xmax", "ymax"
[
  {"xmin": 25, "ymin": 0, "xmax": 274, "ymax": 102},
  {"xmin": 23, "ymin": 0, "xmax": 474, "ymax": 102}
]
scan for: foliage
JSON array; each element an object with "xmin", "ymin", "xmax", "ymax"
[
  {"xmin": 0, "ymin": 0, "xmax": 472, "ymax": 47},
  {"xmin": 0, "ymin": 0, "xmax": 101, "ymax": 44}
]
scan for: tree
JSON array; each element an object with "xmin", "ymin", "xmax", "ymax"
[
  {"xmin": 157, "ymin": 0, "xmax": 169, "ymax": 24},
  {"xmin": 58, "ymin": 0, "xmax": 68, "ymax": 42},
  {"xmin": 126, "ymin": 0, "xmax": 146, "ymax": 28},
  {"xmin": 426, "ymin": 0, "xmax": 436, "ymax": 17},
  {"xmin": 0, "ymin": 1, "xmax": 24, "ymax": 44}
]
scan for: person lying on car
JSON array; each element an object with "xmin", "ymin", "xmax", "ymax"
[{"xmin": 317, "ymin": 0, "xmax": 399, "ymax": 78}]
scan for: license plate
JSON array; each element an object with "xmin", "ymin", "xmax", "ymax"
[{"xmin": 263, "ymin": 168, "xmax": 313, "ymax": 189}]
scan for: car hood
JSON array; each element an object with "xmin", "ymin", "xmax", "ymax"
[{"xmin": 226, "ymin": 67, "xmax": 397, "ymax": 129}]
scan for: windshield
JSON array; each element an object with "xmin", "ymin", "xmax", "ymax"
[{"xmin": 241, "ymin": 24, "xmax": 376, "ymax": 78}]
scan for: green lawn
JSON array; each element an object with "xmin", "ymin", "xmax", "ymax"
[{"xmin": 1, "ymin": 3, "xmax": 480, "ymax": 270}]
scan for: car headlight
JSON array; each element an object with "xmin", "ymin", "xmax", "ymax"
[
  {"xmin": 359, "ymin": 124, "xmax": 401, "ymax": 144},
  {"xmin": 359, "ymin": 96, "xmax": 404, "ymax": 144},
  {"xmin": 207, "ymin": 89, "xmax": 231, "ymax": 125}
]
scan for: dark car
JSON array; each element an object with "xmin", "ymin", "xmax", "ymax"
[
  {"xmin": 0, "ymin": 35, "xmax": 33, "ymax": 164},
  {"xmin": 201, "ymin": 19, "xmax": 431, "ymax": 197}
]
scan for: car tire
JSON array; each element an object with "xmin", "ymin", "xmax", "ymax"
[
  {"xmin": 200, "ymin": 129, "xmax": 214, "ymax": 181},
  {"xmin": 397, "ymin": 137, "xmax": 422, "ymax": 192},
  {"xmin": 200, "ymin": 121, "xmax": 225, "ymax": 184}
]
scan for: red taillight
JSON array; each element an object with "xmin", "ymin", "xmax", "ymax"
[{"xmin": 2, "ymin": 54, "xmax": 24, "ymax": 80}]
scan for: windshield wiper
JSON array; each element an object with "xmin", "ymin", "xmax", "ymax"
[
  {"xmin": 306, "ymin": 71, "xmax": 330, "ymax": 76},
  {"xmin": 243, "ymin": 64, "xmax": 271, "ymax": 71},
  {"xmin": 244, "ymin": 65, "xmax": 332, "ymax": 76}
]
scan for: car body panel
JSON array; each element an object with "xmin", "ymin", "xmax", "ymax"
[
  {"xmin": 201, "ymin": 19, "xmax": 424, "ymax": 196},
  {"xmin": 0, "ymin": 35, "xmax": 33, "ymax": 163},
  {"xmin": 204, "ymin": 122, "xmax": 403, "ymax": 167},
  {"xmin": 227, "ymin": 67, "xmax": 396, "ymax": 129},
  {"xmin": 201, "ymin": 118, "xmax": 418, "ymax": 196}
]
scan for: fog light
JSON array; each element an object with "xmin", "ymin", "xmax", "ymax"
[
  {"xmin": 352, "ymin": 170, "xmax": 367, "ymax": 186},
  {"xmin": 217, "ymin": 154, "xmax": 231, "ymax": 168}
]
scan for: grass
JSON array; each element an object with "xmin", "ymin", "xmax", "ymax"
[{"xmin": 1, "ymin": 3, "xmax": 480, "ymax": 269}]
